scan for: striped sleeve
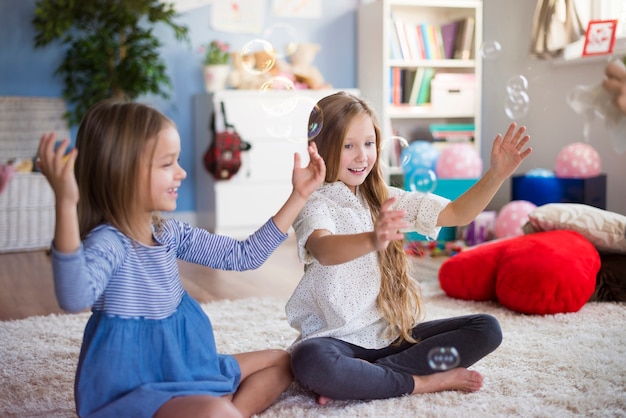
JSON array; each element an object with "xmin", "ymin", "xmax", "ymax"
[
  {"xmin": 51, "ymin": 227, "xmax": 127, "ymax": 312},
  {"xmin": 163, "ymin": 217, "xmax": 287, "ymax": 271}
]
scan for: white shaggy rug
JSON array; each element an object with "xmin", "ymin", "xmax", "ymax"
[{"xmin": 1, "ymin": 263, "xmax": 625, "ymax": 418}]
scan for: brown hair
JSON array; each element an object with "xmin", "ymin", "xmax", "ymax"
[
  {"xmin": 309, "ymin": 91, "xmax": 425, "ymax": 343},
  {"xmin": 74, "ymin": 99, "xmax": 173, "ymax": 240}
]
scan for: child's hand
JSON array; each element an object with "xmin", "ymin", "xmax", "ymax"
[
  {"xmin": 603, "ymin": 59, "xmax": 626, "ymax": 115},
  {"xmin": 292, "ymin": 141, "xmax": 326, "ymax": 199},
  {"xmin": 372, "ymin": 197, "xmax": 408, "ymax": 251},
  {"xmin": 489, "ymin": 123, "xmax": 532, "ymax": 180},
  {"xmin": 37, "ymin": 132, "xmax": 79, "ymax": 206}
]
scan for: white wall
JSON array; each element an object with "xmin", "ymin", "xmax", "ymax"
[{"xmin": 482, "ymin": 0, "xmax": 625, "ymax": 214}]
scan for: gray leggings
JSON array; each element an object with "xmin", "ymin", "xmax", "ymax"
[{"xmin": 290, "ymin": 314, "xmax": 502, "ymax": 401}]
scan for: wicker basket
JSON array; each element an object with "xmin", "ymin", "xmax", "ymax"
[
  {"xmin": 0, "ymin": 173, "xmax": 55, "ymax": 252},
  {"xmin": 0, "ymin": 96, "xmax": 69, "ymax": 252}
]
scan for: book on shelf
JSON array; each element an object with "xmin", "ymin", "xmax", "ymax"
[
  {"xmin": 418, "ymin": 23, "xmax": 433, "ymax": 59},
  {"xmin": 389, "ymin": 17, "xmax": 402, "ymax": 59},
  {"xmin": 401, "ymin": 69, "xmax": 417, "ymax": 104},
  {"xmin": 390, "ymin": 67, "xmax": 435, "ymax": 106},
  {"xmin": 416, "ymin": 67, "xmax": 435, "ymax": 105},
  {"xmin": 429, "ymin": 24, "xmax": 445, "ymax": 59},
  {"xmin": 408, "ymin": 67, "xmax": 425, "ymax": 104},
  {"xmin": 391, "ymin": 67, "xmax": 402, "ymax": 105},
  {"xmin": 453, "ymin": 16, "xmax": 475, "ymax": 60},
  {"xmin": 391, "ymin": 16, "xmax": 475, "ymax": 62},
  {"xmin": 393, "ymin": 16, "xmax": 412, "ymax": 60},
  {"xmin": 440, "ymin": 20, "xmax": 461, "ymax": 59}
]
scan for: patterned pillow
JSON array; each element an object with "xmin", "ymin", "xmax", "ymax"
[{"xmin": 525, "ymin": 203, "xmax": 626, "ymax": 254}]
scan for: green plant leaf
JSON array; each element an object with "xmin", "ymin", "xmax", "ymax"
[{"xmin": 32, "ymin": 0, "xmax": 190, "ymax": 126}]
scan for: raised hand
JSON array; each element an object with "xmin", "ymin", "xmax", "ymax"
[
  {"xmin": 372, "ymin": 197, "xmax": 408, "ymax": 252},
  {"xmin": 488, "ymin": 122, "xmax": 532, "ymax": 181},
  {"xmin": 603, "ymin": 59, "xmax": 626, "ymax": 115},
  {"xmin": 292, "ymin": 141, "xmax": 326, "ymax": 200},
  {"xmin": 37, "ymin": 132, "xmax": 79, "ymax": 206}
]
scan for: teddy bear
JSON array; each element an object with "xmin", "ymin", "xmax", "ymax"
[
  {"xmin": 228, "ymin": 48, "xmax": 294, "ymax": 90},
  {"xmin": 289, "ymin": 42, "xmax": 332, "ymax": 90}
]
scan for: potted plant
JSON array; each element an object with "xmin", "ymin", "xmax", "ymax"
[
  {"xmin": 200, "ymin": 40, "xmax": 231, "ymax": 92},
  {"xmin": 32, "ymin": 0, "xmax": 190, "ymax": 126}
]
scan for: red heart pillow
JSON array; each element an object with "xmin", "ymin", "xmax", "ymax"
[
  {"xmin": 495, "ymin": 230, "xmax": 600, "ymax": 314},
  {"xmin": 438, "ymin": 230, "xmax": 600, "ymax": 314},
  {"xmin": 439, "ymin": 237, "xmax": 515, "ymax": 301}
]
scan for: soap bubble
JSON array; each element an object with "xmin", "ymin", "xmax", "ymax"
[
  {"xmin": 407, "ymin": 167, "xmax": 437, "ymax": 193},
  {"xmin": 308, "ymin": 103, "xmax": 324, "ymax": 140},
  {"xmin": 480, "ymin": 40, "xmax": 502, "ymax": 59},
  {"xmin": 263, "ymin": 23, "xmax": 298, "ymax": 60},
  {"xmin": 566, "ymin": 85, "xmax": 597, "ymax": 142},
  {"xmin": 258, "ymin": 76, "xmax": 297, "ymax": 117},
  {"xmin": 428, "ymin": 347, "xmax": 460, "ymax": 371},
  {"xmin": 566, "ymin": 81, "xmax": 626, "ymax": 148},
  {"xmin": 260, "ymin": 76, "xmax": 295, "ymax": 92},
  {"xmin": 380, "ymin": 136, "xmax": 410, "ymax": 170},
  {"xmin": 504, "ymin": 90, "xmax": 530, "ymax": 120},
  {"xmin": 401, "ymin": 140, "xmax": 440, "ymax": 174},
  {"xmin": 506, "ymin": 75, "xmax": 529, "ymax": 95},
  {"xmin": 240, "ymin": 39, "xmax": 276, "ymax": 75},
  {"xmin": 503, "ymin": 75, "xmax": 530, "ymax": 120}
]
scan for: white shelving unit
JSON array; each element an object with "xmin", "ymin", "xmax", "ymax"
[{"xmin": 357, "ymin": 0, "xmax": 483, "ymax": 181}]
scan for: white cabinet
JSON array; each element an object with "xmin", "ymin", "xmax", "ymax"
[
  {"xmin": 357, "ymin": 0, "xmax": 483, "ymax": 181},
  {"xmin": 194, "ymin": 89, "xmax": 358, "ymax": 237}
]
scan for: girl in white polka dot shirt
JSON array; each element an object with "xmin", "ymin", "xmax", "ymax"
[{"xmin": 285, "ymin": 91, "xmax": 532, "ymax": 404}]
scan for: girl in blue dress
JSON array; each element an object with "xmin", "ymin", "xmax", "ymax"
[{"xmin": 37, "ymin": 99, "xmax": 326, "ymax": 418}]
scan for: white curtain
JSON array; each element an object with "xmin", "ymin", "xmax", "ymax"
[{"xmin": 530, "ymin": 0, "xmax": 586, "ymax": 58}]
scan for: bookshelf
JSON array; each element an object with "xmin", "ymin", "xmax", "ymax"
[{"xmin": 357, "ymin": 0, "xmax": 483, "ymax": 181}]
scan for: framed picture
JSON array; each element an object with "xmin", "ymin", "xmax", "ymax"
[{"xmin": 582, "ymin": 20, "xmax": 618, "ymax": 57}]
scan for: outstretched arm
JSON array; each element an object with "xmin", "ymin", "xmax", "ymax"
[
  {"xmin": 304, "ymin": 197, "xmax": 408, "ymax": 266},
  {"xmin": 271, "ymin": 141, "xmax": 326, "ymax": 233},
  {"xmin": 437, "ymin": 123, "xmax": 532, "ymax": 227},
  {"xmin": 37, "ymin": 132, "xmax": 81, "ymax": 253}
]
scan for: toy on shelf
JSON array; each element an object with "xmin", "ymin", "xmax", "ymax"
[
  {"xmin": 289, "ymin": 43, "xmax": 332, "ymax": 90},
  {"xmin": 227, "ymin": 42, "xmax": 331, "ymax": 91}
]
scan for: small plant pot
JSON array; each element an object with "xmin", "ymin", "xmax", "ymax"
[{"xmin": 203, "ymin": 64, "xmax": 230, "ymax": 92}]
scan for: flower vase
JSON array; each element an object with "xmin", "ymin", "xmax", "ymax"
[{"xmin": 203, "ymin": 64, "xmax": 230, "ymax": 92}]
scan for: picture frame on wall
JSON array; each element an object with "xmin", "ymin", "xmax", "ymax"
[{"xmin": 582, "ymin": 19, "xmax": 618, "ymax": 56}]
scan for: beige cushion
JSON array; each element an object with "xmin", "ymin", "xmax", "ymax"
[{"xmin": 526, "ymin": 203, "xmax": 626, "ymax": 253}]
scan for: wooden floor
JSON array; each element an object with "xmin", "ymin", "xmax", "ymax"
[{"xmin": 0, "ymin": 235, "xmax": 303, "ymax": 321}]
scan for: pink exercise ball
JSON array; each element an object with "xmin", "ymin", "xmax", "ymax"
[
  {"xmin": 495, "ymin": 200, "xmax": 537, "ymax": 239},
  {"xmin": 554, "ymin": 142, "xmax": 601, "ymax": 178},
  {"xmin": 435, "ymin": 143, "xmax": 482, "ymax": 179}
]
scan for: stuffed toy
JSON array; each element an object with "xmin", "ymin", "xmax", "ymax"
[
  {"xmin": 438, "ymin": 230, "xmax": 600, "ymax": 315},
  {"xmin": 289, "ymin": 43, "xmax": 332, "ymax": 90}
]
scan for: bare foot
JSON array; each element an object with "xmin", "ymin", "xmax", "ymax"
[
  {"xmin": 316, "ymin": 394, "xmax": 331, "ymax": 405},
  {"xmin": 411, "ymin": 368, "xmax": 483, "ymax": 394}
]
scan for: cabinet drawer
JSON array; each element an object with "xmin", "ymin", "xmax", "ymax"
[
  {"xmin": 233, "ymin": 138, "xmax": 306, "ymax": 183},
  {"xmin": 214, "ymin": 182, "xmax": 293, "ymax": 234}
]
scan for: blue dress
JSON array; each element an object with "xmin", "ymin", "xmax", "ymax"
[{"xmin": 51, "ymin": 218, "xmax": 286, "ymax": 417}]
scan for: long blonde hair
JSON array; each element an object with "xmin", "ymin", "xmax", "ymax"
[
  {"xmin": 309, "ymin": 91, "xmax": 425, "ymax": 343},
  {"xmin": 74, "ymin": 99, "xmax": 173, "ymax": 240}
]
